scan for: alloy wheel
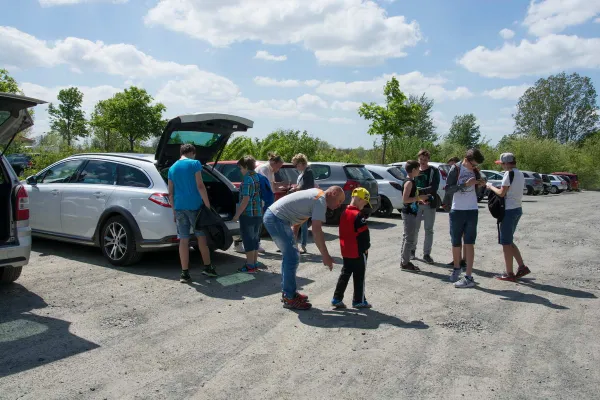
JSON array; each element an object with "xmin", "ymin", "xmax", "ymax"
[{"xmin": 104, "ymin": 222, "xmax": 128, "ymax": 261}]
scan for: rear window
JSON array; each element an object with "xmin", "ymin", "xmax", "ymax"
[
  {"xmin": 533, "ymin": 173, "xmax": 541, "ymax": 179},
  {"xmin": 438, "ymin": 164, "xmax": 451, "ymax": 175},
  {"xmin": 220, "ymin": 164, "xmax": 243, "ymax": 183},
  {"xmin": 387, "ymin": 167, "xmax": 406, "ymax": 180},
  {"xmin": 117, "ymin": 165, "xmax": 151, "ymax": 188},
  {"xmin": 0, "ymin": 111, "xmax": 9, "ymax": 127},
  {"xmin": 344, "ymin": 165, "xmax": 374, "ymax": 180},
  {"xmin": 523, "ymin": 173, "xmax": 530, "ymax": 178},
  {"xmin": 368, "ymin": 170, "xmax": 383, "ymax": 180},
  {"xmin": 312, "ymin": 165, "xmax": 331, "ymax": 180},
  {"xmin": 275, "ymin": 167, "xmax": 300, "ymax": 183}
]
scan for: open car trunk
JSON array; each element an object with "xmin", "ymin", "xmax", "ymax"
[
  {"xmin": 0, "ymin": 162, "xmax": 11, "ymax": 243},
  {"xmin": 156, "ymin": 113, "xmax": 252, "ymax": 221}
]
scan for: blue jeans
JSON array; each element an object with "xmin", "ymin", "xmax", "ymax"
[
  {"xmin": 240, "ymin": 215, "xmax": 262, "ymax": 252},
  {"xmin": 263, "ymin": 209, "xmax": 299, "ymax": 299},
  {"xmin": 449, "ymin": 209, "xmax": 478, "ymax": 247},
  {"xmin": 299, "ymin": 221, "xmax": 308, "ymax": 247},
  {"xmin": 499, "ymin": 207, "xmax": 522, "ymax": 245},
  {"xmin": 175, "ymin": 209, "xmax": 205, "ymax": 239}
]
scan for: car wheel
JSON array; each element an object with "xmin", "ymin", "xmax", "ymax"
[
  {"xmin": 550, "ymin": 186, "xmax": 558, "ymax": 194},
  {"xmin": 325, "ymin": 207, "xmax": 343, "ymax": 225},
  {"xmin": 526, "ymin": 185, "xmax": 534, "ymax": 195},
  {"xmin": 375, "ymin": 196, "xmax": 393, "ymax": 218},
  {"xmin": 0, "ymin": 266, "xmax": 22, "ymax": 283},
  {"xmin": 101, "ymin": 216, "xmax": 142, "ymax": 266}
]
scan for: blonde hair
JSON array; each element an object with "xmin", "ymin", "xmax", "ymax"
[{"xmin": 292, "ymin": 153, "xmax": 308, "ymax": 166}]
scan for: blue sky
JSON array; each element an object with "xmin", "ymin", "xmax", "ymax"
[{"xmin": 1, "ymin": 0, "xmax": 599, "ymax": 148}]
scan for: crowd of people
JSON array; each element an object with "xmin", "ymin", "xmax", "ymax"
[{"xmin": 167, "ymin": 143, "xmax": 531, "ymax": 310}]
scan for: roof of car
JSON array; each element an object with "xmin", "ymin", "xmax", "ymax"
[
  {"xmin": 308, "ymin": 162, "xmax": 364, "ymax": 166},
  {"xmin": 211, "ymin": 160, "xmax": 295, "ymax": 167}
]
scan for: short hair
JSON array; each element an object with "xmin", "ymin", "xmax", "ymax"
[
  {"xmin": 180, "ymin": 144, "xmax": 196, "ymax": 156},
  {"xmin": 237, "ymin": 155, "xmax": 256, "ymax": 170},
  {"xmin": 405, "ymin": 160, "xmax": 419, "ymax": 173},
  {"xmin": 417, "ymin": 149, "xmax": 430, "ymax": 158},
  {"xmin": 465, "ymin": 148, "xmax": 485, "ymax": 164},
  {"xmin": 447, "ymin": 157, "xmax": 460, "ymax": 164},
  {"xmin": 268, "ymin": 152, "xmax": 283, "ymax": 163},
  {"xmin": 292, "ymin": 153, "xmax": 308, "ymax": 166}
]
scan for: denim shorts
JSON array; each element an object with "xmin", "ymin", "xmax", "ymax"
[
  {"xmin": 175, "ymin": 209, "xmax": 205, "ymax": 239},
  {"xmin": 449, "ymin": 209, "xmax": 478, "ymax": 247},
  {"xmin": 239, "ymin": 215, "xmax": 263, "ymax": 252},
  {"xmin": 499, "ymin": 207, "xmax": 522, "ymax": 245}
]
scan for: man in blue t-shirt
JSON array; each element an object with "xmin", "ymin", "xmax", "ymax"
[{"xmin": 168, "ymin": 144, "xmax": 216, "ymax": 282}]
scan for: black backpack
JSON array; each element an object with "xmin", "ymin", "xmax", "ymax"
[{"xmin": 488, "ymin": 171, "xmax": 514, "ymax": 221}]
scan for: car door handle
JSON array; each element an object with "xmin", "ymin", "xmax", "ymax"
[
  {"xmin": 51, "ymin": 189, "xmax": 59, "ymax": 195},
  {"xmin": 94, "ymin": 192, "xmax": 105, "ymax": 198}
]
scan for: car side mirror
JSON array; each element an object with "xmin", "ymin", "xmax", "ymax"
[{"xmin": 26, "ymin": 175, "xmax": 37, "ymax": 185}]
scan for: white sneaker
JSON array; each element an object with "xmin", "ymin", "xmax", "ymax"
[
  {"xmin": 454, "ymin": 276, "xmax": 475, "ymax": 288},
  {"xmin": 258, "ymin": 244, "xmax": 266, "ymax": 253},
  {"xmin": 449, "ymin": 268, "xmax": 461, "ymax": 283},
  {"xmin": 234, "ymin": 241, "xmax": 245, "ymax": 253}
]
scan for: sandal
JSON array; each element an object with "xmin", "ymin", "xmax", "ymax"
[{"xmin": 401, "ymin": 262, "xmax": 421, "ymax": 272}]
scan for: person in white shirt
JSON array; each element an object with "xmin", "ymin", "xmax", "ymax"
[{"xmin": 486, "ymin": 153, "xmax": 530, "ymax": 282}]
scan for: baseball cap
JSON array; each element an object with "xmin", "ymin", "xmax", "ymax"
[
  {"xmin": 495, "ymin": 152, "xmax": 516, "ymax": 164},
  {"xmin": 352, "ymin": 187, "xmax": 371, "ymax": 207}
]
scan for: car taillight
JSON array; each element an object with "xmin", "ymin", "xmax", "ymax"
[
  {"xmin": 440, "ymin": 169, "xmax": 448, "ymax": 179},
  {"xmin": 390, "ymin": 181, "xmax": 403, "ymax": 191},
  {"xmin": 149, "ymin": 193, "xmax": 172, "ymax": 208},
  {"xmin": 15, "ymin": 185, "xmax": 29, "ymax": 221},
  {"xmin": 343, "ymin": 180, "xmax": 360, "ymax": 191}
]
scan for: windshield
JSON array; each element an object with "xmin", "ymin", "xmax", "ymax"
[
  {"xmin": 345, "ymin": 165, "xmax": 374, "ymax": 180},
  {"xmin": 387, "ymin": 167, "xmax": 406, "ymax": 180},
  {"xmin": 533, "ymin": 173, "xmax": 541, "ymax": 179},
  {"xmin": 168, "ymin": 131, "xmax": 221, "ymax": 146}
]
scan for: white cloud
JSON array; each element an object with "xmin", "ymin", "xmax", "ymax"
[
  {"xmin": 39, "ymin": 0, "xmax": 128, "ymax": 6},
  {"xmin": 297, "ymin": 94, "xmax": 328, "ymax": 109},
  {"xmin": 329, "ymin": 117, "xmax": 355, "ymax": 124},
  {"xmin": 315, "ymin": 71, "xmax": 473, "ymax": 102},
  {"xmin": 595, "ymin": 17, "xmax": 600, "ymax": 23},
  {"xmin": 499, "ymin": 28, "xmax": 515, "ymax": 40},
  {"xmin": 524, "ymin": 0, "xmax": 600, "ymax": 36},
  {"xmin": 459, "ymin": 34, "xmax": 600, "ymax": 78},
  {"xmin": 331, "ymin": 100, "xmax": 362, "ymax": 111},
  {"xmin": 304, "ymin": 79, "xmax": 321, "ymax": 87},
  {"xmin": 254, "ymin": 50, "xmax": 287, "ymax": 62},
  {"xmin": 144, "ymin": 0, "xmax": 422, "ymax": 66},
  {"xmin": 483, "ymin": 84, "xmax": 531, "ymax": 100},
  {"xmin": 253, "ymin": 77, "xmax": 301, "ymax": 87},
  {"xmin": 423, "ymin": 49, "xmax": 431, "ymax": 56}
]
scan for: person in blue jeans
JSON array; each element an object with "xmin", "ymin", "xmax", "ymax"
[
  {"xmin": 486, "ymin": 152, "xmax": 530, "ymax": 282},
  {"xmin": 443, "ymin": 148, "xmax": 486, "ymax": 288},
  {"xmin": 168, "ymin": 144, "xmax": 215, "ymax": 282},
  {"xmin": 263, "ymin": 186, "xmax": 345, "ymax": 310},
  {"xmin": 289, "ymin": 153, "xmax": 315, "ymax": 254},
  {"xmin": 233, "ymin": 156, "xmax": 263, "ymax": 274}
]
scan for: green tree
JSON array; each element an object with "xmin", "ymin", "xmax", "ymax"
[
  {"xmin": 358, "ymin": 77, "xmax": 420, "ymax": 164},
  {"xmin": 0, "ymin": 69, "xmax": 21, "ymax": 94},
  {"xmin": 89, "ymin": 99, "xmax": 128, "ymax": 152},
  {"xmin": 47, "ymin": 87, "xmax": 88, "ymax": 147},
  {"xmin": 405, "ymin": 93, "xmax": 437, "ymax": 142},
  {"xmin": 446, "ymin": 114, "xmax": 481, "ymax": 148},
  {"xmin": 105, "ymin": 87, "xmax": 166, "ymax": 152},
  {"xmin": 514, "ymin": 72, "xmax": 599, "ymax": 143}
]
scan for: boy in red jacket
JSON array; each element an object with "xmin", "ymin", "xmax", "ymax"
[{"xmin": 331, "ymin": 188, "xmax": 372, "ymax": 309}]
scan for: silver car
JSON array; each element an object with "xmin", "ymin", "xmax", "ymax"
[
  {"xmin": 0, "ymin": 93, "xmax": 46, "ymax": 283},
  {"xmin": 481, "ymin": 169, "xmax": 528, "ymax": 196},
  {"xmin": 24, "ymin": 113, "xmax": 247, "ymax": 266}
]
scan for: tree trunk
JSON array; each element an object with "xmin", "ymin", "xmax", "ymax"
[
  {"xmin": 381, "ymin": 136, "xmax": 387, "ymax": 164},
  {"xmin": 129, "ymin": 138, "xmax": 135, "ymax": 152}
]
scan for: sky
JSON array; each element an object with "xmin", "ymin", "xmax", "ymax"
[{"xmin": 1, "ymin": 0, "xmax": 600, "ymax": 148}]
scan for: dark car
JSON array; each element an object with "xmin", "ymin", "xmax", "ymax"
[
  {"xmin": 6, "ymin": 154, "xmax": 32, "ymax": 176},
  {"xmin": 553, "ymin": 172, "xmax": 579, "ymax": 191}
]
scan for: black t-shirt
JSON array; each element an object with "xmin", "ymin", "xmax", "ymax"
[
  {"xmin": 415, "ymin": 167, "xmax": 432, "ymax": 190},
  {"xmin": 402, "ymin": 178, "xmax": 418, "ymax": 215}
]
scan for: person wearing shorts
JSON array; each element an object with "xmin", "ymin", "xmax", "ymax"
[
  {"xmin": 168, "ymin": 144, "xmax": 215, "ymax": 282},
  {"xmin": 233, "ymin": 156, "xmax": 263, "ymax": 274},
  {"xmin": 443, "ymin": 148, "xmax": 486, "ymax": 288},
  {"xmin": 486, "ymin": 152, "xmax": 530, "ymax": 281}
]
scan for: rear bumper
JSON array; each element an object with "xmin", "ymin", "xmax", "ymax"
[
  {"xmin": 138, "ymin": 220, "xmax": 240, "ymax": 251},
  {"xmin": 0, "ymin": 225, "xmax": 31, "ymax": 268}
]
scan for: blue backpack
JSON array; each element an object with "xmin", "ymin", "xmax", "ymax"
[{"xmin": 257, "ymin": 173, "xmax": 274, "ymax": 210}]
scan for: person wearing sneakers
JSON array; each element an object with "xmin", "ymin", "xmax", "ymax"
[
  {"xmin": 263, "ymin": 186, "xmax": 345, "ymax": 310},
  {"xmin": 443, "ymin": 148, "xmax": 486, "ymax": 288},
  {"xmin": 168, "ymin": 144, "xmax": 216, "ymax": 282},
  {"xmin": 332, "ymin": 188, "xmax": 372, "ymax": 309},
  {"xmin": 400, "ymin": 160, "xmax": 432, "ymax": 272},
  {"xmin": 445, "ymin": 157, "xmax": 467, "ymax": 270},
  {"xmin": 412, "ymin": 149, "xmax": 440, "ymax": 264},
  {"xmin": 290, "ymin": 153, "xmax": 315, "ymax": 254},
  {"xmin": 232, "ymin": 156, "xmax": 263, "ymax": 274},
  {"xmin": 486, "ymin": 153, "xmax": 530, "ymax": 281}
]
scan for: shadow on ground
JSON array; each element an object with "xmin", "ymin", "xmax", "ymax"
[
  {"xmin": 293, "ymin": 307, "xmax": 429, "ymax": 330},
  {"xmin": 0, "ymin": 284, "xmax": 99, "ymax": 378},
  {"xmin": 366, "ymin": 220, "xmax": 397, "ymax": 230}
]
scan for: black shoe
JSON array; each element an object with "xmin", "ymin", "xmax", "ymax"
[
  {"xmin": 446, "ymin": 259, "xmax": 467, "ymax": 268},
  {"xmin": 201, "ymin": 265, "xmax": 218, "ymax": 277},
  {"xmin": 423, "ymin": 254, "xmax": 434, "ymax": 264},
  {"xmin": 180, "ymin": 270, "xmax": 191, "ymax": 283}
]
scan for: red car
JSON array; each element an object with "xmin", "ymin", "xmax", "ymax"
[
  {"xmin": 208, "ymin": 161, "xmax": 300, "ymax": 201},
  {"xmin": 552, "ymin": 172, "xmax": 579, "ymax": 191}
]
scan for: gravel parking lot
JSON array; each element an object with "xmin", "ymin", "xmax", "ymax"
[{"xmin": 1, "ymin": 192, "xmax": 599, "ymax": 400}]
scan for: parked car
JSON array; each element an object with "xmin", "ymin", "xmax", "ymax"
[
  {"xmin": 540, "ymin": 174, "xmax": 552, "ymax": 195},
  {"xmin": 6, "ymin": 153, "xmax": 32, "ymax": 176},
  {"xmin": 0, "ymin": 93, "xmax": 45, "ymax": 283},
  {"xmin": 521, "ymin": 171, "xmax": 544, "ymax": 195},
  {"xmin": 481, "ymin": 169, "xmax": 529, "ymax": 196},
  {"xmin": 309, "ymin": 162, "xmax": 380, "ymax": 225},
  {"xmin": 23, "ymin": 113, "xmax": 249, "ymax": 266},
  {"xmin": 365, "ymin": 164, "xmax": 406, "ymax": 218},
  {"xmin": 209, "ymin": 160, "xmax": 299, "ymax": 201},
  {"xmin": 553, "ymin": 172, "xmax": 579, "ymax": 191},
  {"xmin": 547, "ymin": 174, "xmax": 568, "ymax": 194}
]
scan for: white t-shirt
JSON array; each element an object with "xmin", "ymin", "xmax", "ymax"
[
  {"xmin": 256, "ymin": 163, "xmax": 275, "ymax": 190},
  {"xmin": 452, "ymin": 165, "xmax": 478, "ymax": 210},
  {"xmin": 502, "ymin": 168, "xmax": 525, "ymax": 210}
]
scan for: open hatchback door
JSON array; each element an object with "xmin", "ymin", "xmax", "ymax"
[
  {"xmin": 155, "ymin": 113, "xmax": 254, "ymax": 168},
  {"xmin": 0, "ymin": 93, "xmax": 47, "ymax": 155}
]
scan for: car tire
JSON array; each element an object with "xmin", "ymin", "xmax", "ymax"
[
  {"xmin": 101, "ymin": 215, "xmax": 142, "ymax": 266},
  {"xmin": 526, "ymin": 185, "xmax": 534, "ymax": 195},
  {"xmin": 375, "ymin": 196, "xmax": 393, "ymax": 218},
  {"xmin": 550, "ymin": 186, "xmax": 558, "ymax": 194},
  {"xmin": 325, "ymin": 207, "xmax": 343, "ymax": 226},
  {"xmin": 0, "ymin": 266, "xmax": 22, "ymax": 283}
]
